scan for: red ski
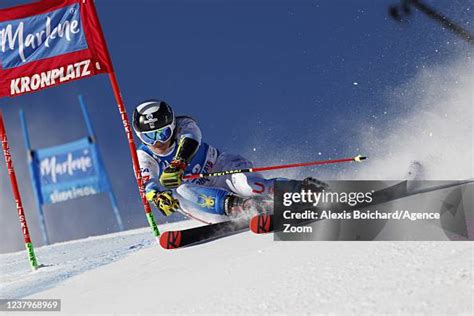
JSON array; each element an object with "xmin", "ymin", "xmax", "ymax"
[
  {"xmin": 249, "ymin": 214, "xmax": 273, "ymax": 234},
  {"xmin": 159, "ymin": 220, "xmax": 249, "ymax": 249}
]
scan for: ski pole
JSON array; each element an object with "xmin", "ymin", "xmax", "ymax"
[
  {"xmin": 183, "ymin": 154, "xmax": 367, "ymax": 180},
  {"xmin": 389, "ymin": 0, "xmax": 474, "ymax": 45}
]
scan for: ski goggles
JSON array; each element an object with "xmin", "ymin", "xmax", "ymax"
[{"xmin": 139, "ymin": 124, "xmax": 174, "ymax": 145}]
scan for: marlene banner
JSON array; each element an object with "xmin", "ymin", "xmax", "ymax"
[
  {"xmin": 31, "ymin": 137, "xmax": 109, "ymax": 205},
  {"xmin": 0, "ymin": 0, "xmax": 112, "ymax": 97}
]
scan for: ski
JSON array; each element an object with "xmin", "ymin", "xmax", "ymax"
[
  {"xmin": 159, "ymin": 219, "xmax": 249, "ymax": 249},
  {"xmin": 249, "ymin": 179, "xmax": 474, "ymax": 234},
  {"xmin": 249, "ymin": 214, "xmax": 273, "ymax": 234}
]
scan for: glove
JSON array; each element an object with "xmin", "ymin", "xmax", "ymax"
[
  {"xmin": 160, "ymin": 159, "xmax": 187, "ymax": 189},
  {"xmin": 160, "ymin": 137, "xmax": 200, "ymax": 188},
  {"xmin": 146, "ymin": 190, "xmax": 179, "ymax": 216}
]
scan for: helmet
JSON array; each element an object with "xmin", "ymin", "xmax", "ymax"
[{"xmin": 132, "ymin": 100, "xmax": 176, "ymax": 145}]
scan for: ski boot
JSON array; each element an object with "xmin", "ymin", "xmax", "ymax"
[
  {"xmin": 224, "ymin": 194, "xmax": 269, "ymax": 217},
  {"xmin": 301, "ymin": 176, "xmax": 329, "ymax": 192}
]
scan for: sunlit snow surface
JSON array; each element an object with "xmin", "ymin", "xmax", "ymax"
[
  {"xmin": 0, "ymin": 219, "xmax": 472, "ymax": 314},
  {"xmin": 0, "ymin": 222, "xmax": 191, "ymax": 299}
]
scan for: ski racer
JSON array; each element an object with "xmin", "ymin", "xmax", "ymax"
[{"xmin": 133, "ymin": 99, "xmax": 319, "ymax": 223}]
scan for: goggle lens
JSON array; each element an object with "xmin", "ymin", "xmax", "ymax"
[{"xmin": 141, "ymin": 126, "xmax": 173, "ymax": 144}]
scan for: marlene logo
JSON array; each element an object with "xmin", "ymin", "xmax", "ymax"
[
  {"xmin": 40, "ymin": 153, "xmax": 93, "ymax": 183},
  {"xmin": 0, "ymin": 4, "xmax": 87, "ymax": 68}
]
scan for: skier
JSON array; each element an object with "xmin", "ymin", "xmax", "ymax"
[
  {"xmin": 132, "ymin": 99, "xmax": 279, "ymax": 223},
  {"xmin": 133, "ymin": 99, "xmax": 326, "ymax": 223}
]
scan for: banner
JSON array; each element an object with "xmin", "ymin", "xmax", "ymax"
[
  {"xmin": 31, "ymin": 137, "xmax": 109, "ymax": 205},
  {"xmin": 0, "ymin": 0, "xmax": 112, "ymax": 97}
]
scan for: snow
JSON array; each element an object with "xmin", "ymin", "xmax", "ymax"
[
  {"xmin": 345, "ymin": 56, "xmax": 473, "ymax": 181},
  {"xmin": 1, "ymin": 219, "xmax": 472, "ymax": 314},
  {"xmin": 1, "ymin": 37, "xmax": 472, "ymax": 316},
  {"xmin": 0, "ymin": 221, "xmax": 192, "ymax": 299}
]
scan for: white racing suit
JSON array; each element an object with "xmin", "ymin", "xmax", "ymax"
[{"xmin": 137, "ymin": 116, "xmax": 275, "ymax": 223}]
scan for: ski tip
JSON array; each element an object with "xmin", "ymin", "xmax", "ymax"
[
  {"xmin": 249, "ymin": 214, "xmax": 273, "ymax": 234},
  {"xmin": 159, "ymin": 231, "xmax": 182, "ymax": 249}
]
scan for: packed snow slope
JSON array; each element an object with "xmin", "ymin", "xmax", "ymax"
[{"xmin": 1, "ymin": 193, "xmax": 473, "ymax": 315}]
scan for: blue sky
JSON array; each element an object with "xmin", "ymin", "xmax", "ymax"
[{"xmin": 0, "ymin": 0, "xmax": 472, "ymax": 252}]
